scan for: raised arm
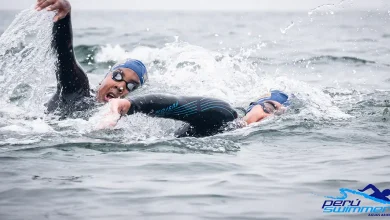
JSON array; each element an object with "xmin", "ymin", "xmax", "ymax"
[{"xmin": 37, "ymin": 0, "xmax": 90, "ymax": 96}]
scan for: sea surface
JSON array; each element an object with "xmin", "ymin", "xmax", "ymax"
[{"xmin": 0, "ymin": 5, "xmax": 389, "ymax": 220}]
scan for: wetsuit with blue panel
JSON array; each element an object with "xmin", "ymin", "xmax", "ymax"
[{"xmin": 128, "ymin": 94, "xmax": 238, "ymax": 137}]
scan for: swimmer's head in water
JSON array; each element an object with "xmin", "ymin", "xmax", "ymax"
[
  {"xmin": 246, "ymin": 90, "xmax": 289, "ymax": 114},
  {"xmin": 97, "ymin": 59, "xmax": 148, "ymax": 103}
]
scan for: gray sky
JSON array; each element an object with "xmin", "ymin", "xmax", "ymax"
[{"xmin": 0, "ymin": 0, "xmax": 387, "ymax": 11}]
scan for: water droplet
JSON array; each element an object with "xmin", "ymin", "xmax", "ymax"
[
  {"xmin": 280, "ymin": 21, "xmax": 294, "ymax": 34},
  {"xmin": 214, "ymin": 33, "xmax": 219, "ymax": 37},
  {"xmin": 174, "ymin": 36, "xmax": 179, "ymax": 42},
  {"xmin": 305, "ymin": 61, "xmax": 311, "ymax": 69}
]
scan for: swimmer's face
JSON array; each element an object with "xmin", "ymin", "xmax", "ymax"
[
  {"xmin": 96, "ymin": 68, "xmax": 141, "ymax": 103},
  {"xmin": 243, "ymin": 101, "xmax": 286, "ymax": 125}
]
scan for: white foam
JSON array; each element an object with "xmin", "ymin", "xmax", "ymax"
[{"xmin": 96, "ymin": 42, "xmax": 348, "ymax": 117}]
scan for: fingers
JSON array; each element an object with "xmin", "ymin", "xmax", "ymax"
[
  {"xmin": 35, "ymin": 0, "xmax": 47, "ymax": 10},
  {"xmin": 47, "ymin": 2, "xmax": 61, "ymax": 11},
  {"xmin": 108, "ymin": 99, "xmax": 131, "ymax": 116},
  {"xmin": 109, "ymin": 99, "xmax": 120, "ymax": 114},
  {"xmin": 53, "ymin": 11, "xmax": 67, "ymax": 22},
  {"xmin": 35, "ymin": 0, "xmax": 46, "ymax": 7},
  {"xmin": 36, "ymin": 0, "xmax": 55, "ymax": 11}
]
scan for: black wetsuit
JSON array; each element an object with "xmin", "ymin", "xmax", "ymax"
[
  {"xmin": 128, "ymin": 94, "xmax": 238, "ymax": 137},
  {"xmin": 47, "ymin": 13, "xmax": 239, "ymax": 137},
  {"xmin": 47, "ymin": 13, "xmax": 93, "ymax": 115}
]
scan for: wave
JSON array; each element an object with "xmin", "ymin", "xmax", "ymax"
[
  {"xmin": 79, "ymin": 44, "xmax": 387, "ymax": 70},
  {"xmin": 0, "ymin": 137, "xmax": 241, "ymax": 154},
  {"xmin": 74, "ymin": 45, "xmax": 100, "ymax": 64},
  {"xmin": 354, "ymin": 91, "xmax": 390, "ymax": 108},
  {"xmin": 342, "ymin": 38, "xmax": 378, "ymax": 42},
  {"xmin": 293, "ymin": 55, "xmax": 376, "ymax": 65},
  {"xmin": 78, "ymin": 44, "xmax": 382, "ymax": 68},
  {"xmin": 383, "ymin": 34, "xmax": 390, "ymax": 38}
]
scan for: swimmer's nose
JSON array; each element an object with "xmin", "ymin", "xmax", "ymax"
[
  {"xmin": 114, "ymin": 81, "xmax": 127, "ymax": 93},
  {"xmin": 114, "ymin": 85, "xmax": 124, "ymax": 94}
]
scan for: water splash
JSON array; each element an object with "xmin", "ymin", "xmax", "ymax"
[
  {"xmin": 280, "ymin": 21, "xmax": 295, "ymax": 34},
  {"xmin": 308, "ymin": 4, "xmax": 335, "ymax": 16},
  {"xmin": 308, "ymin": 0, "xmax": 352, "ymax": 16},
  {"xmin": 91, "ymin": 42, "xmax": 349, "ymax": 141},
  {"xmin": 0, "ymin": 8, "xmax": 59, "ymax": 149},
  {"xmin": 94, "ymin": 43, "xmax": 346, "ymax": 117},
  {"xmin": 0, "ymin": 8, "xmax": 56, "ymax": 112}
]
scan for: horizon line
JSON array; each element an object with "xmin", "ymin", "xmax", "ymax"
[{"xmin": 0, "ymin": 8, "xmax": 385, "ymax": 12}]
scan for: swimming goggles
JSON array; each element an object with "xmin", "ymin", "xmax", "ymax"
[
  {"xmin": 259, "ymin": 101, "xmax": 278, "ymax": 114},
  {"xmin": 112, "ymin": 69, "xmax": 140, "ymax": 92}
]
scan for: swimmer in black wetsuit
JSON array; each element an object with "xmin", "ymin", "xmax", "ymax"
[
  {"xmin": 106, "ymin": 90, "xmax": 290, "ymax": 137},
  {"xmin": 36, "ymin": 0, "xmax": 291, "ymax": 137},
  {"xmin": 37, "ymin": 0, "xmax": 148, "ymax": 116}
]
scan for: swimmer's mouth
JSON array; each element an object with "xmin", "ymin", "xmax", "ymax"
[{"xmin": 104, "ymin": 92, "xmax": 117, "ymax": 101}]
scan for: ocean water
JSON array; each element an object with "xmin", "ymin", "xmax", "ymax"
[{"xmin": 0, "ymin": 5, "xmax": 390, "ymax": 220}]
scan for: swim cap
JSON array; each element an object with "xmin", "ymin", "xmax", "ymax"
[
  {"xmin": 267, "ymin": 90, "xmax": 289, "ymax": 106},
  {"xmin": 111, "ymin": 59, "xmax": 148, "ymax": 85},
  {"xmin": 246, "ymin": 90, "xmax": 290, "ymax": 114}
]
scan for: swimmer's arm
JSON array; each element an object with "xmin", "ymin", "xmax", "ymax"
[
  {"xmin": 52, "ymin": 12, "xmax": 90, "ymax": 95},
  {"xmin": 124, "ymin": 94, "xmax": 238, "ymax": 125}
]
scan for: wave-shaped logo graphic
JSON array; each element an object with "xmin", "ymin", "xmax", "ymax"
[{"xmin": 324, "ymin": 184, "xmax": 390, "ymax": 204}]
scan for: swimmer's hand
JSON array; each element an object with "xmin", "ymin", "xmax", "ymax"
[
  {"xmin": 35, "ymin": 0, "xmax": 71, "ymax": 22},
  {"xmin": 109, "ymin": 99, "xmax": 131, "ymax": 115},
  {"xmin": 95, "ymin": 99, "xmax": 131, "ymax": 130}
]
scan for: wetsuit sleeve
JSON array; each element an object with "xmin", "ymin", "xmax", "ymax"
[
  {"xmin": 127, "ymin": 94, "xmax": 238, "ymax": 135},
  {"xmin": 52, "ymin": 13, "xmax": 90, "ymax": 96}
]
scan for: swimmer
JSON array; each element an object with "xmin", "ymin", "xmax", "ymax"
[
  {"xmin": 35, "ymin": 0, "xmax": 290, "ymax": 137},
  {"xmin": 105, "ymin": 90, "xmax": 290, "ymax": 137},
  {"xmin": 35, "ymin": 0, "xmax": 148, "ymax": 115}
]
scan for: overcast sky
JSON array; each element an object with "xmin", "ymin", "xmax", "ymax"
[{"xmin": 0, "ymin": 0, "xmax": 387, "ymax": 11}]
